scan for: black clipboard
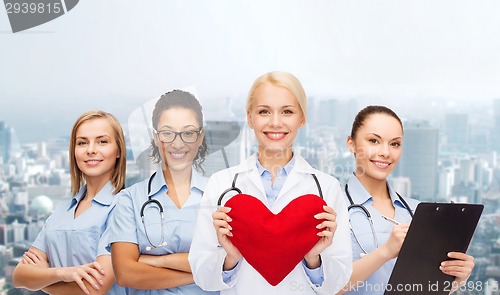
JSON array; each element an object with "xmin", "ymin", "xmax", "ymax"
[{"xmin": 384, "ymin": 202, "xmax": 483, "ymax": 294}]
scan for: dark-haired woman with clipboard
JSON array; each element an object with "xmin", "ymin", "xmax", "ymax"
[{"xmin": 337, "ymin": 105, "xmax": 474, "ymax": 295}]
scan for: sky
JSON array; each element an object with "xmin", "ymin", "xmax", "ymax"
[{"xmin": 1, "ymin": 0, "xmax": 500, "ymax": 143}]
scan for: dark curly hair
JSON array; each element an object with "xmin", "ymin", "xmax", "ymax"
[{"xmin": 150, "ymin": 90, "xmax": 208, "ymax": 174}]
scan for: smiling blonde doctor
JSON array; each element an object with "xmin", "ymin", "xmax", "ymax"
[{"xmin": 189, "ymin": 71, "xmax": 352, "ymax": 294}]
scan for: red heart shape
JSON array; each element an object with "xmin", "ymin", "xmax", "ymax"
[{"xmin": 225, "ymin": 194, "xmax": 327, "ymax": 286}]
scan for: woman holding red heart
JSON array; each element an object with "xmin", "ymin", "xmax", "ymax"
[
  {"xmin": 189, "ymin": 71, "xmax": 353, "ymax": 294},
  {"xmin": 337, "ymin": 105, "xmax": 475, "ymax": 294}
]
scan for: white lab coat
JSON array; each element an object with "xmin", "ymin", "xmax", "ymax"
[{"xmin": 189, "ymin": 154, "xmax": 352, "ymax": 295}]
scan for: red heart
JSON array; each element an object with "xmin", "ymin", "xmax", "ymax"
[{"xmin": 225, "ymin": 194, "xmax": 327, "ymax": 286}]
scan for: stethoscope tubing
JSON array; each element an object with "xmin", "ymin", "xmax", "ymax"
[
  {"xmin": 140, "ymin": 172, "xmax": 167, "ymax": 250},
  {"xmin": 345, "ymin": 182, "xmax": 413, "ymax": 255},
  {"xmin": 217, "ymin": 172, "xmax": 324, "ymax": 208}
]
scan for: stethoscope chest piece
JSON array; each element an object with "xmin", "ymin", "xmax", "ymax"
[{"xmin": 141, "ymin": 172, "xmax": 168, "ymax": 251}]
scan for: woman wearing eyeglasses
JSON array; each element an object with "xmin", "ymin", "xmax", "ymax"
[
  {"xmin": 108, "ymin": 90, "xmax": 217, "ymax": 295},
  {"xmin": 338, "ymin": 105, "xmax": 474, "ymax": 294},
  {"xmin": 12, "ymin": 110, "xmax": 127, "ymax": 295},
  {"xmin": 189, "ymin": 71, "xmax": 352, "ymax": 294}
]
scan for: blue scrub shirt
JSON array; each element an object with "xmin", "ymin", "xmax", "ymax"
[
  {"xmin": 33, "ymin": 181, "xmax": 126, "ymax": 295},
  {"xmin": 344, "ymin": 175, "xmax": 419, "ymax": 295},
  {"xmin": 108, "ymin": 166, "xmax": 218, "ymax": 295}
]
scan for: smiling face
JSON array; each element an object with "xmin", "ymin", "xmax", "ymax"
[
  {"xmin": 153, "ymin": 107, "xmax": 204, "ymax": 173},
  {"xmin": 347, "ymin": 113, "xmax": 403, "ymax": 183},
  {"xmin": 247, "ymin": 82, "xmax": 305, "ymax": 160},
  {"xmin": 74, "ymin": 118, "xmax": 120, "ymax": 183}
]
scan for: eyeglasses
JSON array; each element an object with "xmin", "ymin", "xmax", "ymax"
[{"xmin": 154, "ymin": 128, "xmax": 202, "ymax": 143}]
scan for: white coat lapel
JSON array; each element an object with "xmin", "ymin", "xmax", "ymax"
[
  {"xmin": 277, "ymin": 155, "xmax": 315, "ymax": 202},
  {"xmin": 278, "ymin": 155, "xmax": 309, "ymax": 199},
  {"xmin": 246, "ymin": 170, "xmax": 266, "ymax": 201},
  {"xmin": 277, "ymin": 168, "xmax": 301, "ymax": 201},
  {"xmin": 235, "ymin": 154, "xmax": 266, "ymax": 201}
]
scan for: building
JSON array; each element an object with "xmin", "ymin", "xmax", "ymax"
[
  {"xmin": 396, "ymin": 120, "xmax": 439, "ymax": 201},
  {"xmin": 28, "ymin": 195, "xmax": 53, "ymax": 220},
  {"xmin": 0, "ymin": 122, "xmax": 12, "ymax": 164},
  {"xmin": 390, "ymin": 177, "xmax": 412, "ymax": 198},
  {"xmin": 493, "ymin": 99, "xmax": 500, "ymax": 153},
  {"xmin": 317, "ymin": 99, "xmax": 358, "ymax": 136},
  {"xmin": 0, "ymin": 220, "xmax": 26, "ymax": 246},
  {"xmin": 444, "ymin": 113, "xmax": 468, "ymax": 148},
  {"xmin": 200, "ymin": 120, "xmax": 243, "ymax": 177},
  {"xmin": 437, "ymin": 165, "xmax": 454, "ymax": 200}
]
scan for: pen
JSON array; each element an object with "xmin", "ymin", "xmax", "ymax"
[{"xmin": 381, "ymin": 215, "xmax": 401, "ymax": 225}]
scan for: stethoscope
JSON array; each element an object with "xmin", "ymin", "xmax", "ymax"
[
  {"xmin": 345, "ymin": 183, "xmax": 414, "ymax": 256},
  {"xmin": 217, "ymin": 172, "xmax": 324, "ymax": 207},
  {"xmin": 140, "ymin": 172, "xmax": 168, "ymax": 251}
]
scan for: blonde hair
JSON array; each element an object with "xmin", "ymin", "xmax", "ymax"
[
  {"xmin": 246, "ymin": 71, "xmax": 307, "ymax": 119},
  {"xmin": 69, "ymin": 110, "xmax": 126, "ymax": 196}
]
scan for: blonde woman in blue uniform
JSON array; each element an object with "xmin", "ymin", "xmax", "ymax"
[
  {"xmin": 108, "ymin": 90, "xmax": 217, "ymax": 295},
  {"xmin": 338, "ymin": 105, "xmax": 475, "ymax": 294},
  {"xmin": 189, "ymin": 71, "xmax": 352, "ymax": 294},
  {"xmin": 12, "ymin": 110, "xmax": 127, "ymax": 295}
]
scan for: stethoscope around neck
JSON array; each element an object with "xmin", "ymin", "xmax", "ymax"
[
  {"xmin": 345, "ymin": 183, "xmax": 414, "ymax": 256},
  {"xmin": 217, "ymin": 172, "xmax": 324, "ymax": 207},
  {"xmin": 140, "ymin": 172, "xmax": 168, "ymax": 251}
]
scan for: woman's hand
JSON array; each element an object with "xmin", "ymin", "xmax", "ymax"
[
  {"xmin": 304, "ymin": 206, "xmax": 337, "ymax": 268},
  {"xmin": 212, "ymin": 207, "xmax": 242, "ymax": 270},
  {"xmin": 21, "ymin": 248, "xmax": 49, "ymax": 268},
  {"xmin": 379, "ymin": 223, "xmax": 409, "ymax": 260},
  {"xmin": 440, "ymin": 252, "xmax": 474, "ymax": 294},
  {"xmin": 58, "ymin": 262, "xmax": 105, "ymax": 294}
]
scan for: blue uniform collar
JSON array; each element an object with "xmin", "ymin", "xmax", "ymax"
[
  {"xmin": 190, "ymin": 168, "xmax": 208, "ymax": 194},
  {"xmin": 255, "ymin": 153, "xmax": 296, "ymax": 176},
  {"xmin": 68, "ymin": 181, "xmax": 115, "ymax": 210},
  {"xmin": 148, "ymin": 165, "xmax": 207, "ymax": 197},
  {"xmin": 234, "ymin": 153, "xmax": 316, "ymax": 175},
  {"xmin": 347, "ymin": 174, "xmax": 404, "ymax": 207}
]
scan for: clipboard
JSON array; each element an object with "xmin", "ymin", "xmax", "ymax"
[{"xmin": 384, "ymin": 202, "xmax": 483, "ymax": 294}]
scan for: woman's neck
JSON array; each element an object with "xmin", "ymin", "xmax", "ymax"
[
  {"xmin": 162, "ymin": 164, "xmax": 192, "ymax": 209},
  {"xmin": 83, "ymin": 175, "xmax": 110, "ymax": 200},
  {"xmin": 257, "ymin": 148, "xmax": 293, "ymax": 177},
  {"xmin": 162, "ymin": 166, "xmax": 192, "ymax": 188},
  {"xmin": 355, "ymin": 173, "xmax": 390, "ymax": 201}
]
